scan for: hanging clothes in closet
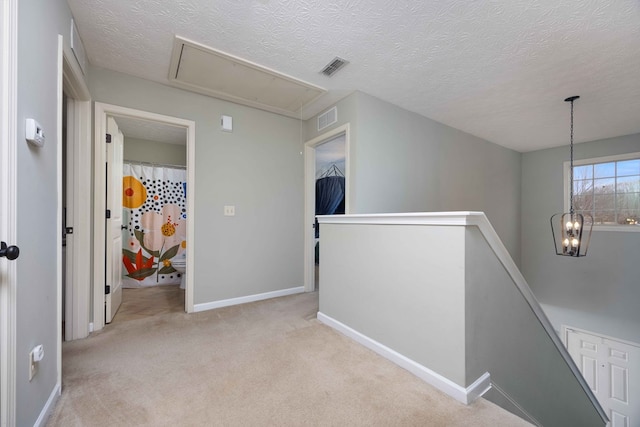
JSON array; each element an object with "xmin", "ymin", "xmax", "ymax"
[{"xmin": 315, "ymin": 164, "xmax": 345, "ymax": 238}]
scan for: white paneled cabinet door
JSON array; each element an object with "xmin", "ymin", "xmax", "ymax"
[
  {"xmin": 105, "ymin": 116, "xmax": 123, "ymax": 323},
  {"xmin": 566, "ymin": 328, "xmax": 639, "ymax": 427}
]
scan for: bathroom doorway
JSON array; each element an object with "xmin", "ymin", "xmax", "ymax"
[
  {"xmin": 303, "ymin": 124, "xmax": 350, "ymax": 292},
  {"xmin": 113, "ymin": 116, "xmax": 188, "ymax": 323},
  {"xmin": 93, "ymin": 103, "xmax": 195, "ymax": 333}
]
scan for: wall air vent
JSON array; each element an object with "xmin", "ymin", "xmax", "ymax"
[
  {"xmin": 320, "ymin": 57, "xmax": 349, "ymax": 77},
  {"xmin": 168, "ymin": 36, "xmax": 326, "ymax": 119},
  {"xmin": 317, "ymin": 107, "xmax": 337, "ymax": 131}
]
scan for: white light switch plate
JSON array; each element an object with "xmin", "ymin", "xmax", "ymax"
[{"xmin": 224, "ymin": 205, "xmax": 235, "ymax": 216}]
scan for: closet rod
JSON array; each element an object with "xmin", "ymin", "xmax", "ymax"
[{"xmin": 124, "ymin": 160, "xmax": 186, "ymax": 170}]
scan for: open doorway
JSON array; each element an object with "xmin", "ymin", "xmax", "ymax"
[
  {"xmin": 112, "ymin": 116, "xmax": 188, "ymax": 323},
  {"xmin": 303, "ymin": 124, "xmax": 350, "ymax": 292},
  {"xmin": 93, "ymin": 103, "xmax": 195, "ymax": 333},
  {"xmin": 62, "ymin": 49, "xmax": 92, "ymax": 342}
]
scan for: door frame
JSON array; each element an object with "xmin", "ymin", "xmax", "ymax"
[
  {"xmin": 62, "ymin": 45, "xmax": 92, "ymax": 341},
  {"xmin": 0, "ymin": 0, "xmax": 18, "ymax": 423},
  {"xmin": 93, "ymin": 102, "xmax": 196, "ymax": 332},
  {"xmin": 303, "ymin": 123, "xmax": 351, "ymax": 292}
]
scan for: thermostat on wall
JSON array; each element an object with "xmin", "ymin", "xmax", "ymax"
[{"xmin": 25, "ymin": 118, "xmax": 45, "ymax": 147}]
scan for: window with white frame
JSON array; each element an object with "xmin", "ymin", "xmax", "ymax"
[{"xmin": 567, "ymin": 152, "xmax": 640, "ymax": 227}]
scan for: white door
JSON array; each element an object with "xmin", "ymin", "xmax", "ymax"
[
  {"xmin": 566, "ymin": 327, "xmax": 640, "ymax": 427},
  {"xmin": 105, "ymin": 116, "xmax": 123, "ymax": 323}
]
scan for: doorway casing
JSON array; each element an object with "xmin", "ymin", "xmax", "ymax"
[
  {"xmin": 303, "ymin": 123, "xmax": 351, "ymax": 292},
  {"xmin": 63, "ymin": 41, "xmax": 92, "ymax": 342},
  {"xmin": 93, "ymin": 103, "xmax": 196, "ymax": 332}
]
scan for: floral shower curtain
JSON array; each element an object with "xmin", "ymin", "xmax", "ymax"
[{"xmin": 121, "ymin": 163, "xmax": 187, "ymax": 287}]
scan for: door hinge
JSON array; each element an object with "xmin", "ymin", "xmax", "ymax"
[
  {"xmin": 106, "ymin": 209, "xmax": 111, "ymax": 219},
  {"xmin": 106, "ymin": 133, "xmax": 112, "ymax": 143},
  {"xmin": 105, "ymin": 285, "xmax": 111, "ymax": 295}
]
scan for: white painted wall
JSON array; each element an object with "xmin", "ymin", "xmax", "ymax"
[
  {"xmin": 521, "ymin": 133, "xmax": 640, "ymax": 344},
  {"xmin": 124, "ymin": 137, "xmax": 186, "ymax": 166},
  {"xmin": 89, "ymin": 66, "xmax": 304, "ymax": 305}
]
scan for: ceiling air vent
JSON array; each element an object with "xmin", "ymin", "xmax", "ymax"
[
  {"xmin": 317, "ymin": 107, "xmax": 337, "ymax": 131},
  {"xmin": 320, "ymin": 57, "xmax": 348, "ymax": 77}
]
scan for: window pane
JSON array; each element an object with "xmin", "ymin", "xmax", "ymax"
[
  {"xmin": 618, "ymin": 211, "xmax": 640, "ymax": 225},
  {"xmin": 594, "ymin": 162, "xmax": 615, "ymax": 178},
  {"xmin": 593, "ymin": 210, "xmax": 616, "ymax": 224},
  {"xmin": 617, "ymin": 159, "xmax": 640, "ymax": 177},
  {"xmin": 573, "ymin": 179, "xmax": 593, "ymax": 196},
  {"xmin": 617, "ymin": 176, "xmax": 640, "ymax": 193},
  {"xmin": 567, "ymin": 155, "xmax": 640, "ymax": 228},
  {"xmin": 616, "ymin": 193, "xmax": 639, "ymax": 211},
  {"xmin": 573, "ymin": 165, "xmax": 593, "ymax": 180},
  {"xmin": 573, "ymin": 195, "xmax": 593, "ymax": 212},
  {"xmin": 594, "ymin": 193, "xmax": 615, "ymax": 210},
  {"xmin": 593, "ymin": 178, "xmax": 615, "ymax": 194}
]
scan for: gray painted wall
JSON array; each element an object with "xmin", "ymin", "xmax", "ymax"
[
  {"xmin": 319, "ymin": 223, "xmax": 467, "ymax": 384},
  {"xmin": 124, "ymin": 137, "xmax": 186, "ymax": 166},
  {"xmin": 465, "ymin": 227, "xmax": 604, "ymax": 427},
  {"xmin": 306, "ymin": 92, "xmax": 522, "ymax": 262},
  {"xmin": 521, "ymin": 133, "xmax": 640, "ymax": 344},
  {"xmin": 89, "ymin": 66, "xmax": 304, "ymax": 304},
  {"xmin": 15, "ymin": 0, "xmax": 80, "ymax": 424}
]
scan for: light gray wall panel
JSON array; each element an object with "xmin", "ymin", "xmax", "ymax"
[
  {"xmin": 465, "ymin": 228, "xmax": 604, "ymax": 426},
  {"xmin": 15, "ymin": 0, "xmax": 81, "ymax": 424},
  {"xmin": 309, "ymin": 92, "xmax": 522, "ymax": 262},
  {"xmin": 89, "ymin": 66, "xmax": 304, "ymax": 304},
  {"xmin": 521, "ymin": 133, "xmax": 640, "ymax": 344},
  {"xmin": 319, "ymin": 223, "xmax": 467, "ymax": 384}
]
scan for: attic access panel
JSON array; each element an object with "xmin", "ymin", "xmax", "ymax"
[{"xmin": 169, "ymin": 37, "xmax": 326, "ymax": 119}]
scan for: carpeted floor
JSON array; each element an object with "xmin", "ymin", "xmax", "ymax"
[{"xmin": 47, "ymin": 292, "xmax": 531, "ymax": 426}]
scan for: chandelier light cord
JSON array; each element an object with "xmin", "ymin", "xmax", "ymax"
[{"xmin": 565, "ymin": 95, "xmax": 579, "ymax": 215}]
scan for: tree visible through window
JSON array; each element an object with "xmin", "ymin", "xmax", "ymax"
[{"xmin": 572, "ymin": 157, "xmax": 640, "ymax": 225}]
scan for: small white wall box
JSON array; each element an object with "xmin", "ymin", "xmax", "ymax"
[
  {"xmin": 221, "ymin": 115, "xmax": 233, "ymax": 132},
  {"xmin": 25, "ymin": 118, "xmax": 45, "ymax": 147}
]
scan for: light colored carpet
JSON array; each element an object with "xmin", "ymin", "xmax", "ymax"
[{"xmin": 47, "ymin": 292, "xmax": 531, "ymax": 426}]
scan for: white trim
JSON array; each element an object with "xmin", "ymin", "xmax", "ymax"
[
  {"xmin": 490, "ymin": 381, "xmax": 542, "ymax": 427},
  {"xmin": 33, "ymin": 383, "xmax": 61, "ymax": 427},
  {"xmin": 61, "ymin": 37, "xmax": 92, "ymax": 339},
  {"xmin": 0, "ymin": 0, "xmax": 18, "ymax": 424},
  {"xmin": 93, "ymin": 103, "xmax": 196, "ymax": 331},
  {"xmin": 64, "ymin": 96, "xmax": 92, "ymax": 340},
  {"xmin": 56, "ymin": 34, "xmax": 64, "ymax": 406},
  {"xmin": 317, "ymin": 211, "xmax": 481, "ymax": 226},
  {"xmin": 572, "ymin": 151, "xmax": 640, "ymax": 166},
  {"xmin": 194, "ymin": 286, "xmax": 305, "ymax": 313},
  {"xmin": 303, "ymin": 123, "xmax": 351, "ymax": 292},
  {"xmin": 317, "ymin": 312, "xmax": 491, "ymax": 405}
]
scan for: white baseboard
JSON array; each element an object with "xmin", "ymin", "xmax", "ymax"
[
  {"xmin": 194, "ymin": 286, "xmax": 305, "ymax": 313},
  {"xmin": 34, "ymin": 383, "xmax": 61, "ymax": 427},
  {"xmin": 317, "ymin": 311, "xmax": 490, "ymax": 405}
]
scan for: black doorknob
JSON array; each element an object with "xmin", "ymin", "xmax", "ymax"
[{"xmin": 0, "ymin": 242, "xmax": 19, "ymax": 260}]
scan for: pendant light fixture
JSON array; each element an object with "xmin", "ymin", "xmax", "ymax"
[{"xmin": 550, "ymin": 96, "xmax": 593, "ymax": 257}]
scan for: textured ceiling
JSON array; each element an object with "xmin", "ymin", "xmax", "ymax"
[{"xmin": 66, "ymin": 0, "xmax": 640, "ymax": 152}]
